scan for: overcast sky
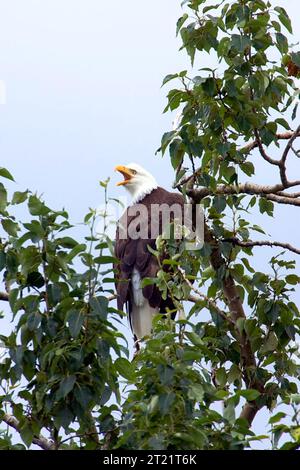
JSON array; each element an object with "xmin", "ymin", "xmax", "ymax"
[{"xmin": 0, "ymin": 0, "xmax": 299, "ymax": 449}]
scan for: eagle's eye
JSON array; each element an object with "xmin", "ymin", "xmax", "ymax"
[{"xmin": 130, "ymin": 169, "xmax": 137, "ymax": 175}]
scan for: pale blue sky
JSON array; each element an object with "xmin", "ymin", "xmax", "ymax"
[
  {"xmin": 0, "ymin": 0, "xmax": 299, "ymax": 449},
  {"xmin": 0, "ymin": 0, "xmax": 186, "ymax": 217}
]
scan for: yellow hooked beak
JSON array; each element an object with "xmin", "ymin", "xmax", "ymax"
[{"xmin": 114, "ymin": 165, "xmax": 134, "ymax": 186}]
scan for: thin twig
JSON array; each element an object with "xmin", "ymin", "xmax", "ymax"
[{"xmin": 253, "ymin": 129, "xmax": 281, "ymax": 166}]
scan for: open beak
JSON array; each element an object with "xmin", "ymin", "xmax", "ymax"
[{"xmin": 114, "ymin": 165, "xmax": 133, "ymax": 186}]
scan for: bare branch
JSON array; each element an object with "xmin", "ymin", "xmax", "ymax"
[
  {"xmin": 253, "ymin": 129, "xmax": 281, "ymax": 167},
  {"xmin": 240, "ymin": 131, "xmax": 297, "ymax": 154},
  {"xmin": 0, "ymin": 292, "xmax": 9, "ymax": 301},
  {"xmin": 276, "ymin": 191, "xmax": 300, "ymax": 198},
  {"xmin": 3, "ymin": 414, "xmax": 55, "ymax": 450},
  {"xmin": 174, "ymin": 129, "xmax": 300, "ymax": 192},
  {"xmin": 224, "ymin": 237, "xmax": 300, "ymax": 256},
  {"xmin": 281, "ymin": 124, "xmax": 300, "ymax": 167},
  {"xmin": 241, "ymin": 127, "xmax": 300, "ymax": 188},
  {"xmin": 107, "ymin": 294, "xmax": 117, "ymax": 302},
  {"xmin": 266, "ymin": 193, "xmax": 300, "ymax": 206},
  {"xmin": 188, "ymin": 180, "xmax": 300, "ymax": 202}
]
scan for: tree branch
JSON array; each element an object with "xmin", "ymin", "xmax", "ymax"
[
  {"xmin": 276, "ymin": 191, "xmax": 300, "ymax": 198},
  {"xmin": 239, "ymin": 402, "xmax": 260, "ymax": 425},
  {"xmin": 240, "ymin": 131, "xmax": 297, "ymax": 154},
  {"xmin": 0, "ymin": 292, "xmax": 9, "ymax": 301},
  {"xmin": 181, "ymin": 268, "xmax": 233, "ymax": 323},
  {"xmin": 198, "ymin": 221, "xmax": 265, "ymax": 426},
  {"xmin": 253, "ymin": 129, "xmax": 281, "ymax": 167},
  {"xmin": 205, "ymin": 225, "xmax": 258, "ymax": 372},
  {"xmin": 175, "ymin": 129, "xmax": 300, "ymax": 192},
  {"xmin": 187, "ymin": 180, "xmax": 300, "ymax": 202},
  {"xmin": 265, "ymin": 193, "xmax": 300, "ymax": 206},
  {"xmin": 2, "ymin": 414, "xmax": 55, "ymax": 450},
  {"xmin": 223, "ymin": 237, "xmax": 300, "ymax": 256},
  {"xmin": 281, "ymin": 124, "xmax": 300, "ymax": 167}
]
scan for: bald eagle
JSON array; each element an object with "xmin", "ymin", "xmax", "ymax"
[{"xmin": 114, "ymin": 163, "xmax": 185, "ymax": 343}]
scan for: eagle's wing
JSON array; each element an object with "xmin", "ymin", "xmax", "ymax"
[{"xmin": 114, "ymin": 187, "xmax": 184, "ymax": 339}]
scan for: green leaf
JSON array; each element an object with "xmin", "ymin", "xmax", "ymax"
[
  {"xmin": 275, "ymin": 6, "xmax": 292, "ymax": 33},
  {"xmin": 1, "ymin": 219, "xmax": 19, "ymax": 237},
  {"xmin": 19, "ymin": 424, "xmax": 34, "ymax": 448},
  {"xmin": 89, "ymin": 296, "xmax": 108, "ymax": 320},
  {"xmin": 169, "ymin": 139, "xmax": 185, "ymax": 169},
  {"xmin": 275, "ymin": 118, "xmax": 290, "ymax": 131},
  {"xmin": 213, "ymin": 195, "xmax": 226, "ymax": 212},
  {"xmin": 114, "ymin": 357, "xmax": 136, "ymax": 382},
  {"xmin": 251, "ymin": 224, "xmax": 266, "ymax": 235},
  {"xmin": 160, "ymin": 131, "xmax": 176, "ymax": 154},
  {"xmin": 259, "ymin": 198, "xmax": 274, "ymax": 217},
  {"xmin": 74, "ymin": 385, "xmax": 93, "ymax": 409},
  {"xmin": 159, "ymin": 393, "xmax": 176, "ymax": 415},
  {"xmin": 94, "ymin": 255, "xmax": 117, "ymax": 264},
  {"xmin": 0, "ymin": 167, "xmax": 15, "ymax": 182},
  {"xmin": 12, "ymin": 191, "xmax": 28, "ymax": 205},
  {"xmin": 260, "ymin": 331, "xmax": 278, "ymax": 354},
  {"xmin": 0, "ymin": 250, "xmax": 6, "ymax": 271},
  {"xmin": 286, "ymin": 274, "xmax": 300, "ymax": 285},
  {"xmin": 201, "ymin": 77, "xmax": 217, "ymax": 97},
  {"xmin": 27, "ymin": 272, "xmax": 45, "ymax": 288},
  {"xmin": 162, "ymin": 73, "xmax": 178, "ymax": 86},
  {"xmin": 188, "ymin": 384, "xmax": 204, "ymax": 402},
  {"xmin": 241, "ymin": 257, "xmax": 255, "ymax": 273},
  {"xmin": 223, "ymin": 401, "xmax": 235, "ymax": 424},
  {"xmin": 57, "ymin": 237, "xmax": 79, "ymax": 248},
  {"xmin": 157, "ymin": 364, "xmax": 174, "ymax": 386},
  {"xmin": 9, "ymin": 288, "xmax": 19, "ymax": 314},
  {"xmin": 269, "ymin": 412, "xmax": 286, "ymax": 424},
  {"xmin": 0, "ymin": 183, "xmax": 8, "ymax": 213},
  {"xmin": 215, "ymin": 367, "xmax": 227, "ymax": 387},
  {"xmin": 56, "ymin": 376, "xmax": 76, "ymax": 400},
  {"xmin": 290, "ymin": 394, "xmax": 300, "ymax": 404},
  {"xmin": 239, "ymin": 389, "xmax": 260, "ymax": 401},
  {"xmin": 53, "ymin": 407, "xmax": 74, "ymax": 431},
  {"xmin": 231, "ymin": 34, "xmax": 251, "ymax": 53},
  {"xmin": 28, "ymin": 195, "xmax": 50, "ymax": 216},
  {"xmin": 27, "ymin": 312, "xmax": 42, "ymax": 331},
  {"xmin": 67, "ymin": 309, "xmax": 84, "ymax": 339},
  {"xmin": 275, "ymin": 32, "xmax": 288, "ymax": 54},
  {"xmin": 6, "ymin": 250, "xmax": 19, "ymax": 275},
  {"xmin": 66, "ymin": 243, "xmax": 86, "ymax": 262},
  {"xmin": 240, "ymin": 161, "xmax": 255, "ymax": 177},
  {"xmin": 291, "ymin": 52, "xmax": 300, "ymax": 68},
  {"xmin": 176, "ymin": 14, "xmax": 188, "ymax": 36}
]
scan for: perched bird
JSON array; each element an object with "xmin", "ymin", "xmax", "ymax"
[{"xmin": 114, "ymin": 163, "xmax": 184, "ymax": 344}]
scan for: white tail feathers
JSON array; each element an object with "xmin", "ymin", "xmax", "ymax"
[
  {"xmin": 130, "ymin": 301, "xmax": 158, "ymax": 340},
  {"xmin": 130, "ymin": 268, "xmax": 159, "ymax": 339}
]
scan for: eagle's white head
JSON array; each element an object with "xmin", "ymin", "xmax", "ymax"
[{"xmin": 114, "ymin": 163, "xmax": 158, "ymax": 204}]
